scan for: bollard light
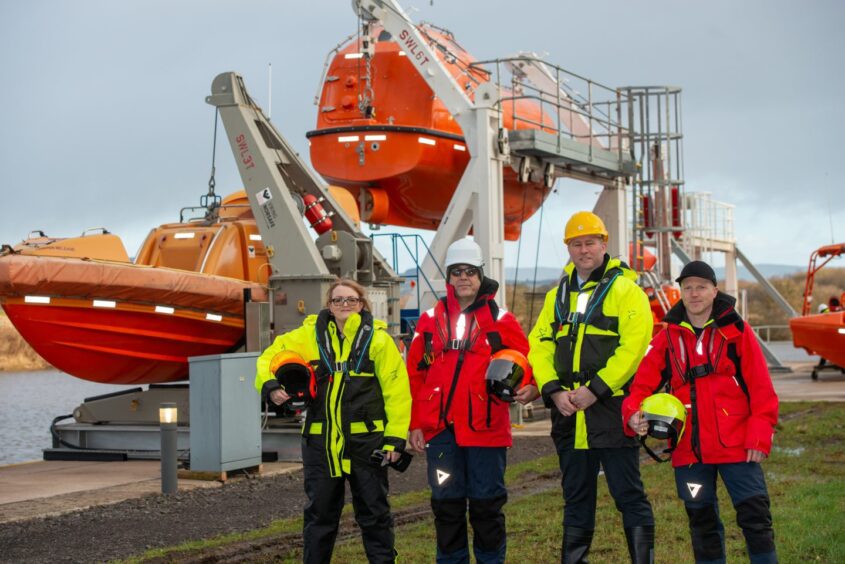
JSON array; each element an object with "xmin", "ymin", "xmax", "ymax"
[
  {"xmin": 159, "ymin": 402, "xmax": 178, "ymax": 495},
  {"xmin": 159, "ymin": 403, "xmax": 178, "ymax": 424}
]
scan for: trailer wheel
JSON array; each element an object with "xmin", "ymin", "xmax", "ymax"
[{"xmin": 811, "ymin": 369, "xmax": 819, "ymax": 381}]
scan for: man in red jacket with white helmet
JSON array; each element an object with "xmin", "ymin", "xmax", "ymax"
[
  {"xmin": 622, "ymin": 260, "xmax": 779, "ymax": 563},
  {"xmin": 407, "ymin": 237, "xmax": 534, "ymax": 564}
]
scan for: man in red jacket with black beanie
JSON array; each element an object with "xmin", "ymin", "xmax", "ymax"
[
  {"xmin": 407, "ymin": 237, "xmax": 534, "ymax": 564},
  {"xmin": 623, "ymin": 260, "xmax": 779, "ymax": 564}
]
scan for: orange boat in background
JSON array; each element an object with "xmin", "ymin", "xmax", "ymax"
[
  {"xmin": 308, "ymin": 23, "xmax": 552, "ymax": 241},
  {"xmin": 0, "ymin": 192, "xmax": 269, "ymax": 385},
  {"xmin": 790, "ymin": 242, "xmax": 845, "ymax": 378}
]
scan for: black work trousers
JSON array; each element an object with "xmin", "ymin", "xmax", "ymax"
[
  {"xmin": 302, "ymin": 436, "xmax": 395, "ymax": 564},
  {"xmin": 556, "ymin": 443, "xmax": 654, "ymax": 530}
]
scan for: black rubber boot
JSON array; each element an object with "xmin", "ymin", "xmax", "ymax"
[
  {"xmin": 624, "ymin": 526, "xmax": 655, "ymax": 564},
  {"xmin": 561, "ymin": 527, "xmax": 593, "ymax": 564}
]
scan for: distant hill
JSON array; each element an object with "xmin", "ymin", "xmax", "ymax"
[
  {"xmin": 401, "ymin": 266, "xmax": 563, "ymax": 284},
  {"xmin": 714, "ymin": 264, "xmax": 805, "ymax": 282},
  {"xmin": 401, "ymin": 264, "xmax": 806, "ymax": 284}
]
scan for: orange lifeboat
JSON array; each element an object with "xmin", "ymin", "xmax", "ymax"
[
  {"xmin": 308, "ymin": 24, "xmax": 552, "ymax": 240},
  {"xmin": 0, "ymin": 191, "xmax": 269, "ymax": 385},
  {"xmin": 789, "ymin": 242, "xmax": 845, "ymax": 375}
]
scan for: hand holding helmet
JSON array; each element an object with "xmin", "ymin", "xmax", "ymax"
[{"xmin": 638, "ymin": 393, "xmax": 687, "ymax": 462}]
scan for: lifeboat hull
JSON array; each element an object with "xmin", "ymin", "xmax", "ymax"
[
  {"xmin": 790, "ymin": 312, "xmax": 845, "ymax": 366},
  {"xmin": 0, "ymin": 253, "xmax": 266, "ymax": 384},
  {"xmin": 309, "ymin": 24, "xmax": 552, "ymax": 240}
]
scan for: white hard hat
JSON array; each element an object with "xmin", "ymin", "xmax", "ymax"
[
  {"xmin": 444, "ymin": 238, "xmax": 484, "ymax": 269},
  {"xmin": 819, "ymin": 304, "xmax": 829, "ymax": 313}
]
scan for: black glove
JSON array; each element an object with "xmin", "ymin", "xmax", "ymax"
[{"xmin": 370, "ymin": 449, "xmax": 413, "ymax": 473}]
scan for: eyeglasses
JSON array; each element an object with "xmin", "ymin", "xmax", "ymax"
[
  {"xmin": 449, "ymin": 267, "xmax": 480, "ymax": 278},
  {"xmin": 330, "ymin": 296, "xmax": 361, "ymax": 306}
]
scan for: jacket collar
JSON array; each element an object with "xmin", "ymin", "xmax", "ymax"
[{"xmin": 562, "ymin": 254, "xmax": 637, "ymax": 288}]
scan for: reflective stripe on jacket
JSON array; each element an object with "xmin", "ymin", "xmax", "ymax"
[
  {"xmin": 529, "ymin": 255, "xmax": 653, "ymax": 449},
  {"xmin": 406, "ymin": 277, "xmax": 530, "ymax": 447},
  {"xmin": 622, "ymin": 292, "xmax": 779, "ymax": 466},
  {"xmin": 255, "ymin": 311, "xmax": 411, "ymax": 477}
]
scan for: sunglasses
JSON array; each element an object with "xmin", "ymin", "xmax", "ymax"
[
  {"xmin": 449, "ymin": 267, "xmax": 480, "ymax": 278},
  {"xmin": 330, "ymin": 296, "xmax": 362, "ymax": 306}
]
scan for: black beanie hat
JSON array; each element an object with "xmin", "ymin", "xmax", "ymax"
[{"xmin": 675, "ymin": 261, "xmax": 717, "ymax": 286}]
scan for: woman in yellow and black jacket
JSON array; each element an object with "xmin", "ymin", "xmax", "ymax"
[{"xmin": 255, "ymin": 278, "xmax": 411, "ymax": 564}]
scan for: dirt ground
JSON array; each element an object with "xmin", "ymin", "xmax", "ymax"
[{"xmin": 0, "ymin": 436, "xmax": 557, "ymax": 563}]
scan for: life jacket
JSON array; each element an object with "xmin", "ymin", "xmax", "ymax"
[
  {"xmin": 551, "ymin": 255, "xmax": 625, "ymax": 387},
  {"xmin": 659, "ymin": 294, "xmax": 750, "ymax": 462},
  {"xmin": 409, "ymin": 277, "xmax": 526, "ymax": 447},
  {"xmin": 307, "ymin": 309, "xmax": 384, "ymax": 475}
]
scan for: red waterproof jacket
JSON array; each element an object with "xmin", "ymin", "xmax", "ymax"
[
  {"xmin": 407, "ymin": 278, "xmax": 530, "ymax": 447},
  {"xmin": 622, "ymin": 292, "xmax": 779, "ymax": 466}
]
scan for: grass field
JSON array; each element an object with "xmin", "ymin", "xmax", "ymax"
[{"xmin": 128, "ymin": 401, "xmax": 845, "ymax": 563}]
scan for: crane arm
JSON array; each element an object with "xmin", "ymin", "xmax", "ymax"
[{"xmin": 352, "ymin": 0, "xmax": 473, "ymax": 120}]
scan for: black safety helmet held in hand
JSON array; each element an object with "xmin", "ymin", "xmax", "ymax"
[
  {"xmin": 269, "ymin": 351, "xmax": 317, "ymax": 409},
  {"xmin": 485, "ymin": 349, "xmax": 530, "ymax": 402}
]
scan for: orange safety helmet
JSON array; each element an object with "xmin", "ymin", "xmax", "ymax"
[
  {"xmin": 269, "ymin": 350, "xmax": 317, "ymax": 410},
  {"xmin": 564, "ymin": 211, "xmax": 608, "ymax": 244},
  {"xmin": 485, "ymin": 349, "xmax": 530, "ymax": 402}
]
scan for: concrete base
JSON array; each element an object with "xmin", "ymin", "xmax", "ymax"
[{"xmin": 49, "ymin": 420, "xmax": 303, "ymax": 462}]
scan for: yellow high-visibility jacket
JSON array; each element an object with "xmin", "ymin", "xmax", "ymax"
[
  {"xmin": 528, "ymin": 256, "xmax": 652, "ymax": 449},
  {"xmin": 255, "ymin": 310, "xmax": 411, "ymax": 476}
]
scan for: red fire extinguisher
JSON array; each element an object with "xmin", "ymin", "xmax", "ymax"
[{"xmin": 303, "ymin": 194, "xmax": 333, "ymax": 234}]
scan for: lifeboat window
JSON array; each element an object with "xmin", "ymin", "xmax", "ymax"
[
  {"xmin": 206, "ymin": 313, "xmax": 223, "ymax": 322},
  {"xmin": 155, "ymin": 305, "xmax": 175, "ymax": 315},
  {"xmin": 24, "ymin": 296, "xmax": 51, "ymax": 304},
  {"xmin": 249, "ymin": 234, "xmax": 262, "ymax": 241},
  {"xmin": 93, "ymin": 300, "xmax": 116, "ymax": 308},
  {"xmin": 174, "ymin": 232, "xmax": 195, "ymax": 239},
  {"xmin": 377, "ymin": 30, "xmax": 392, "ymax": 41}
]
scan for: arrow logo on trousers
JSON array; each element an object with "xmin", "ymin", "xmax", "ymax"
[{"xmin": 687, "ymin": 482, "xmax": 703, "ymax": 498}]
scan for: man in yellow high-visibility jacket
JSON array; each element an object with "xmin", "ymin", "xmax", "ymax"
[{"xmin": 528, "ymin": 211, "xmax": 655, "ymax": 563}]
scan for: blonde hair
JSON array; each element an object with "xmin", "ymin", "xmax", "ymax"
[{"xmin": 326, "ymin": 278, "xmax": 372, "ymax": 312}]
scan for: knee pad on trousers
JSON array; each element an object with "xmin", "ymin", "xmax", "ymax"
[
  {"xmin": 735, "ymin": 495, "xmax": 776, "ymax": 555},
  {"xmin": 686, "ymin": 504, "xmax": 724, "ymax": 561},
  {"xmin": 468, "ymin": 495, "xmax": 507, "ymax": 552},
  {"xmin": 431, "ymin": 497, "xmax": 468, "ymax": 554}
]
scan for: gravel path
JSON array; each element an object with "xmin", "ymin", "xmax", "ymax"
[{"xmin": 0, "ymin": 436, "xmax": 557, "ymax": 563}]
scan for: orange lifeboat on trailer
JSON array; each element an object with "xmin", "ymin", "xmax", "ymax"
[
  {"xmin": 308, "ymin": 23, "xmax": 552, "ymax": 241},
  {"xmin": 0, "ymin": 191, "xmax": 270, "ymax": 385},
  {"xmin": 789, "ymin": 242, "xmax": 845, "ymax": 377}
]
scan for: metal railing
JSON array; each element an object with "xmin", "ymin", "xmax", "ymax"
[
  {"xmin": 468, "ymin": 55, "xmax": 632, "ymax": 166},
  {"xmin": 682, "ymin": 192, "xmax": 736, "ymax": 251},
  {"xmin": 370, "ymin": 233, "xmax": 446, "ymax": 309},
  {"xmin": 753, "ymin": 325, "xmax": 792, "ymax": 343}
]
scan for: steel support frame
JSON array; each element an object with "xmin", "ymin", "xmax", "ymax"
[{"xmin": 355, "ymin": 0, "xmax": 507, "ymax": 308}]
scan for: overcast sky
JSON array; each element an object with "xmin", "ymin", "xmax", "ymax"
[{"xmin": 2, "ymin": 0, "xmax": 842, "ymax": 274}]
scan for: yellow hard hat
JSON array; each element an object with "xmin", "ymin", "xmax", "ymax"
[{"xmin": 564, "ymin": 211, "xmax": 608, "ymax": 244}]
